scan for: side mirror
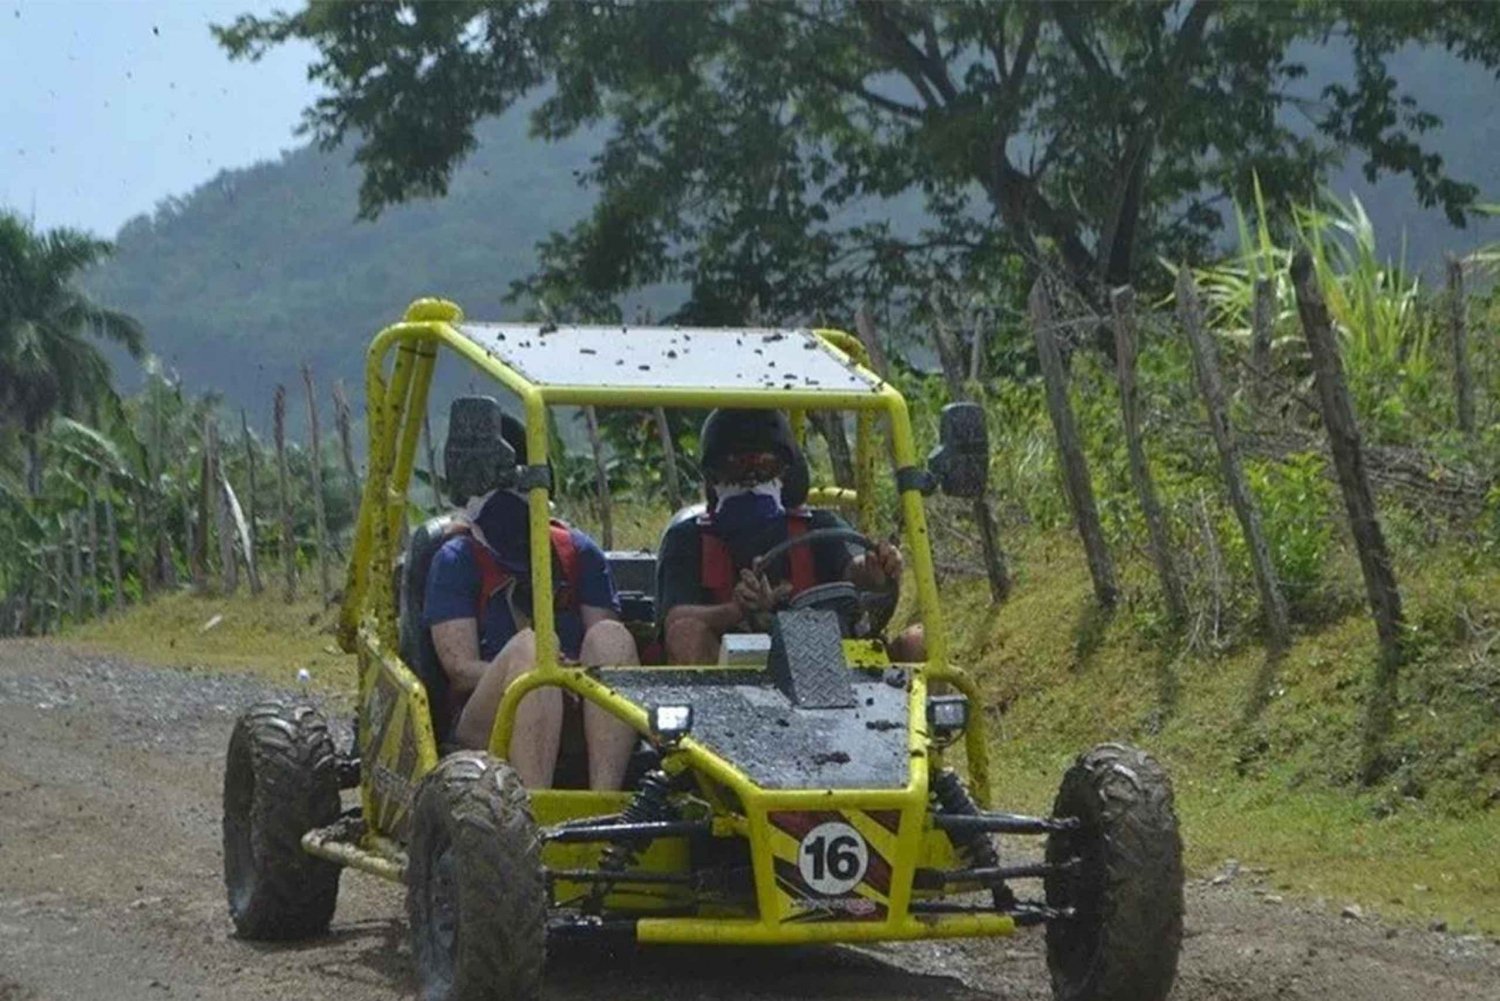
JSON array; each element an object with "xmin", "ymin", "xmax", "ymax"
[
  {"xmin": 927, "ymin": 402, "xmax": 989, "ymax": 498},
  {"xmin": 444, "ymin": 396, "xmax": 517, "ymax": 504}
]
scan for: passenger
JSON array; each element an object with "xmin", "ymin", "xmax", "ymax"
[
  {"xmin": 658, "ymin": 408, "xmax": 924, "ymax": 664},
  {"xmin": 425, "ymin": 414, "xmax": 639, "ymax": 790}
]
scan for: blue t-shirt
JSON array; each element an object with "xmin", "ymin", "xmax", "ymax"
[{"xmin": 424, "ymin": 492, "xmax": 618, "ymax": 660}]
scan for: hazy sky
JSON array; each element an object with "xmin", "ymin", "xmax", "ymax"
[{"xmin": 1, "ymin": 0, "xmax": 320, "ymax": 238}]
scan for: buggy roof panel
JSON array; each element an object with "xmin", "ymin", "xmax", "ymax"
[{"xmin": 453, "ymin": 323, "xmax": 881, "ymax": 396}]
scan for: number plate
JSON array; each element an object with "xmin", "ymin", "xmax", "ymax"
[{"xmin": 768, "ymin": 810, "xmax": 900, "ymax": 922}]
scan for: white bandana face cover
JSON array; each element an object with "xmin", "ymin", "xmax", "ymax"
[{"xmin": 713, "ymin": 477, "xmax": 784, "ymax": 514}]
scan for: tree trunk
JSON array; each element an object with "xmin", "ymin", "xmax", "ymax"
[
  {"xmin": 853, "ymin": 306, "xmax": 891, "ymax": 380},
  {"xmin": 968, "ymin": 308, "xmax": 987, "ymax": 383},
  {"xmin": 101, "ymin": 472, "xmax": 125, "ymax": 612},
  {"xmin": 1445, "ymin": 255, "xmax": 1475, "ymax": 436},
  {"xmin": 1290, "ymin": 251, "xmax": 1405, "ymax": 782},
  {"xmin": 1111, "ymin": 287, "xmax": 1188, "ymax": 626},
  {"xmin": 274, "ymin": 385, "xmax": 298, "ymax": 602},
  {"xmin": 302, "ymin": 364, "xmax": 332, "ymax": 604},
  {"xmin": 654, "ymin": 406, "xmax": 683, "ymax": 510},
  {"xmin": 1177, "ymin": 267, "xmax": 1290, "ymax": 653},
  {"xmin": 583, "ymin": 405, "xmax": 614, "ymax": 549},
  {"xmin": 25, "ymin": 432, "xmax": 42, "ymax": 498},
  {"xmin": 1251, "ymin": 277, "xmax": 1275, "ymax": 404},
  {"xmin": 1030, "ymin": 277, "xmax": 1117, "ymax": 608},
  {"xmin": 241, "ymin": 409, "xmax": 262, "ymax": 594},
  {"xmin": 933, "ymin": 312, "xmax": 1011, "ymax": 604}
]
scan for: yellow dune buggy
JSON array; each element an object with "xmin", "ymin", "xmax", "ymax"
[{"xmin": 221, "ymin": 298, "xmax": 1183, "ymax": 1001}]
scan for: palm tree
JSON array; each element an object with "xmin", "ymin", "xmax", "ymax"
[{"xmin": 0, "ymin": 212, "xmax": 144, "ymax": 494}]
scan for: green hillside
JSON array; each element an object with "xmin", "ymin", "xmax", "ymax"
[{"xmin": 85, "ymin": 113, "xmax": 606, "ymax": 427}]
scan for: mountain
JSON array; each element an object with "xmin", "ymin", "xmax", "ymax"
[
  {"xmin": 84, "ymin": 43, "xmax": 1500, "ymax": 431},
  {"xmin": 86, "ymin": 112, "xmax": 609, "ymax": 431}
]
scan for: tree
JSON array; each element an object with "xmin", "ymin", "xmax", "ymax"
[
  {"xmin": 0, "ymin": 213, "xmax": 144, "ymax": 494},
  {"xmin": 217, "ymin": 2, "xmax": 1500, "ymax": 329}
]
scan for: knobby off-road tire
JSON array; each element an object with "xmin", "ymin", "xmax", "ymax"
[
  {"xmin": 407, "ymin": 751, "xmax": 547, "ymax": 1001},
  {"xmin": 222, "ymin": 701, "xmax": 342, "ymax": 940},
  {"xmin": 1043, "ymin": 743, "xmax": 1184, "ymax": 1001}
]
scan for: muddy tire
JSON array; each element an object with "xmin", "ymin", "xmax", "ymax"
[
  {"xmin": 1043, "ymin": 743, "xmax": 1183, "ymax": 1001},
  {"xmin": 222, "ymin": 701, "xmax": 342, "ymax": 940},
  {"xmin": 407, "ymin": 751, "xmax": 546, "ymax": 1001}
]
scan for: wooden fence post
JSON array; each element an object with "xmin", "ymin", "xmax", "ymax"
[
  {"xmin": 1445, "ymin": 254, "xmax": 1475, "ymax": 436},
  {"xmin": 422, "ymin": 411, "xmax": 443, "ymax": 509},
  {"xmin": 1177, "ymin": 266, "xmax": 1290, "ymax": 652},
  {"xmin": 1170, "ymin": 268, "xmax": 1290, "ymax": 651},
  {"xmin": 654, "ymin": 407, "xmax": 683, "ymax": 510},
  {"xmin": 1030, "ymin": 277, "xmax": 1118, "ymax": 608},
  {"xmin": 84, "ymin": 478, "xmax": 101, "ymax": 617},
  {"xmin": 51, "ymin": 546, "xmax": 65, "ymax": 631},
  {"xmin": 274, "ymin": 385, "xmax": 297, "ymax": 602},
  {"xmin": 68, "ymin": 512, "xmax": 84, "ymax": 621},
  {"xmin": 133, "ymin": 487, "xmax": 152, "ymax": 599},
  {"xmin": 331, "ymin": 380, "xmax": 360, "ymax": 491},
  {"xmin": 241, "ymin": 409, "xmax": 262, "ymax": 594},
  {"xmin": 208, "ymin": 417, "xmax": 238, "ymax": 594},
  {"xmin": 302, "ymin": 364, "xmax": 332, "ymax": 604},
  {"xmin": 101, "ymin": 472, "xmax": 125, "ymax": 612},
  {"xmin": 1290, "ymin": 251, "xmax": 1406, "ymax": 780},
  {"xmin": 1251, "ymin": 277, "xmax": 1275, "ymax": 403},
  {"xmin": 583, "ymin": 405, "xmax": 614, "ymax": 549},
  {"xmin": 1111, "ymin": 287, "xmax": 1188, "ymax": 625},
  {"xmin": 933, "ymin": 312, "xmax": 1012, "ymax": 604}
]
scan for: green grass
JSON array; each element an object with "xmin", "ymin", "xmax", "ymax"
[
  {"xmin": 64, "ymin": 587, "xmax": 357, "ymax": 692},
  {"xmin": 61, "ymin": 501, "xmax": 1500, "ymax": 935},
  {"xmin": 942, "ymin": 532, "xmax": 1500, "ymax": 936}
]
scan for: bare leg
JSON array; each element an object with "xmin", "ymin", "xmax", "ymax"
[
  {"xmin": 453, "ymin": 630, "xmax": 562, "ymax": 788},
  {"xmin": 888, "ymin": 624, "xmax": 926, "ymax": 663},
  {"xmin": 579, "ymin": 620, "xmax": 641, "ymax": 791},
  {"xmin": 665, "ymin": 616, "xmax": 720, "ymax": 665}
]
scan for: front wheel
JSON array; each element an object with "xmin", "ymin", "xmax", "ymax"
[
  {"xmin": 1043, "ymin": 743, "xmax": 1183, "ymax": 1001},
  {"xmin": 222, "ymin": 701, "xmax": 342, "ymax": 939},
  {"xmin": 407, "ymin": 751, "xmax": 547, "ymax": 1001}
]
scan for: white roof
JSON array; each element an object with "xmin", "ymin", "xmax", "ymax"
[{"xmin": 454, "ymin": 323, "xmax": 882, "ymax": 395}]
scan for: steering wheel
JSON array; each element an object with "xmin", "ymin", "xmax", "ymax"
[{"xmin": 753, "ymin": 527, "xmax": 898, "ymax": 639}]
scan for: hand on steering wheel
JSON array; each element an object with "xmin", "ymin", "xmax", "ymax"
[
  {"xmin": 752, "ymin": 527, "xmax": 899, "ymax": 638},
  {"xmin": 731, "ymin": 568, "xmax": 791, "ymax": 631}
]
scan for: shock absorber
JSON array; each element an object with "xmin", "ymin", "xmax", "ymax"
[
  {"xmin": 588, "ymin": 770, "xmax": 677, "ymax": 911},
  {"xmin": 931, "ymin": 768, "xmax": 1016, "ymax": 910},
  {"xmin": 931, "ymin": 768, "xmax": 999, "ymax": 869}
]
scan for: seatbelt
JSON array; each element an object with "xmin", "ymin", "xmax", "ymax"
[
  {"xmin": 699, "ymin": 511, "xmax": 816, "ymax": 603},
  {"xmin": 449, "ymin": 519, "xmax": 582, "ymax": 627}
]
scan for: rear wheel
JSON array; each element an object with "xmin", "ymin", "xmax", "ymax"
[
  {"xmin": 407, "ymin": 751, "xmax": 547, "ymax": 1001},
  {"xmin": 1044, "ymin": 743, "xmax": 1183, "ymax": 1001},
  {"xmin": 222, "ymin": 701, "xmax": 342, "ymax": 940}
]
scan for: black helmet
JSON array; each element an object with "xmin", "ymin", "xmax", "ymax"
[{"xmin": 699, "ymin": 408, "xmax": 797, "ymax": 479}]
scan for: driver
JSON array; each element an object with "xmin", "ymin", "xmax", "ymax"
[{"xmin": 658, "ymin": 408, "xmax": 918, "ymax": 663}]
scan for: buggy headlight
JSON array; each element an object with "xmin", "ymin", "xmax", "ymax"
[
  {"xmin": 649, "ymin": 704, "xmax": 694, "ymax": 746},
  {"xmin": 926, "ymin": 695, "xmax": 969, "ymax": 738}
]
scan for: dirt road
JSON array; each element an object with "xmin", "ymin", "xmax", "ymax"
[{"xmin": 1, "ymin": 639, "xmax": 1495, "ymax": 1001}]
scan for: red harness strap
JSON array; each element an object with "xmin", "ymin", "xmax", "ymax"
[
  {"xmin": 700, "ymin": 512, "xmax": 816, "ymax": 603},
  {"xmin": 450, "ymin": 519, "xmax": 581, "ymax": 626}
]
